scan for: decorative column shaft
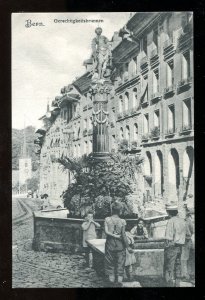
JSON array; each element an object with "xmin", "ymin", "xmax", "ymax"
[{"xmin": 91, "ymin": 83, "xmax": 111, "ymax": 158}]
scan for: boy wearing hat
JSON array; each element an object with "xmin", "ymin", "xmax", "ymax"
[{"xmin": 164, "ymin": 202, "xmax": 186, "ymax": 287}]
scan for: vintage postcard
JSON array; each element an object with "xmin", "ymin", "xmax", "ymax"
[{"xmin": 12, "ymin": 12, "xmax": 194, "ymax": 288}]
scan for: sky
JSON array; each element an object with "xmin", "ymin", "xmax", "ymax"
[{"xmin": 12, "ymin": 12, "xmax": 132, "ymax": 130}]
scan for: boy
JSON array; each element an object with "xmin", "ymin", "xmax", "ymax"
[{"xmin": 82, "ymin": 210, "xmax": 100, "ymax": 267}]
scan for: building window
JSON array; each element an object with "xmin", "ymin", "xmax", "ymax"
[
  {"xmin": 166, "ymin": 60, "xmax": 174, "ymax": 87},
  {"xmin": 154, "ymin": 150, "xmax": 164, "ymax": 196},
  {"xmin": 129, "ymin": 58, "xmax": 137, "ymax": 77},
  {"xmin": 119, "ymin": 96, "xmax": 123, "ymax": 112},
  {"xmin": 124, "ymin": 63, "xmax": 129, "ymax": 81},
  {"xmin": 88, "ymin": 117, "xmax": 92, "ymax": 130},
  {"xmin": 183, "ymin": 99, "xmax": 192, "ymax": 129},
  {"xmin": 77, "ymin": 127, "xmax": 80, "ymax": 139},
  {"xmin": 152, "ymin": 69, "xmax": 159, "ymax": 94},
  {"xmin": 73, "ymin": 105, "xmax": 76, "ymax": 116},
  {"xmin": 132, "ymin": 88, "xmax": 137, "ymax": 108},
  {"xmin": 112, "ymin": 135, "xmax": 116, "ymax": 149},
  {"xmin": 78, "ymin": 144, "xmax": 81, "ymax": 157},
  {"xmin": 140, "ymin": 36, "xmax": 147, "ymax": 55},
  {"xmin": 144, "ymin": 151, "xmax": 152, "ymax": 176},
  {"xmin": 168, "ymin": 105, "xmax": 175, "ymax": 132},
  {"xmin": 125, "ymin": 125, "xmax": 130, "ymax": 141},
  {"xmin": 141, "ymin": 75, "xmax": 148, "ymax": 103},
  {"xmin": 89, "ymin": 140, "xmax": 92, "ymax": 153},
  {"xmin": 74, "ymin": 145, "xmax": 77, "ymax": 157},
  {"xmin": 133, "ymin": 123, "xmax": 138, "ymax": 141},
  {"xmin": 84, "ymin": 119, "xmax": 87, "ymax": 129},
  {"xmin": 76, "ymin": 102, "xmax": 80, "ymax": 113},
  {"xmin": 153, "ymin": 28, "xmax": 158, "ymax": 48},
  {"xmin": 120, "ymin": 127, "xmax": 124, "ymax": 139},
  {"xmin": 68, "ymin": 105, "xmax": 72, "ymax": 122},
  {"xmin": 64, "ymin": 109, "xmax": 68, "ymax": 122},
  {"xmin": 181, "ymin": 51, "xmax": 190, "ymax": 80},
  {"xmin": 154, "ymin": 110, "xmax": 160, "ymax": 128},
  {"xmin": 143, "ymin": 114, "xmax": 149, "ymax": 134},
  {"xmin": 124, "ymin": 92, "xmax": 129, "ymax": 111},
  {"xmin": 84, "ymin": 141, "xmax": 88, "ymax": 155}
]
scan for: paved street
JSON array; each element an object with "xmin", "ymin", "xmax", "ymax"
[{"xmin": 12, "ymin": 198, "xmax": 104, "ymax": 288}]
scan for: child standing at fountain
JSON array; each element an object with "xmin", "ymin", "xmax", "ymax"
[
  {"xmin": 130, "ymin": 218, "xmax": 149, "ymax": 240},
  {"xmin": 104, "ymin": 202, "xmax": 132, "ymax": 286},
  {"xmin": 82, "ymin": 210, "xmax": 101, "ymax": 267}
]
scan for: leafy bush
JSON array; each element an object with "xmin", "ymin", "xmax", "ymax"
[{"xmin": 59, "ymin": 153, "xmax": 143, "ymax": 218}]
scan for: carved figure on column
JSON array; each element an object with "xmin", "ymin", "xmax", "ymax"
[{"xmin": 91, "ymin": 27, "xmax": 112, "ymax": 80}]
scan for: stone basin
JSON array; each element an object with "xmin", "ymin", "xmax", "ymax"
[
  {"xmin": 86, "ymin": 238, "xmax": 165, "ymax": 277},
  {"xmin": 34, "ymin": 208, "xmax": 69, "ymax": 219},
  {"xmin": 32, "ymin": 211, "xmax": 138, "ymax": 253}
]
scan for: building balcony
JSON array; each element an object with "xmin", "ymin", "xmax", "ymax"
[
  {"xmin": 83, "ymin": 129, "xmax": 88, "ymax": 137},
  {"xmin": 141, "ymin": 100, "xmax": 149, "ymax": 108},
  {"xmin": 110, "ymin": 121, "xmax": 115, "ymax": 128},
  {"xmin": 150, "ymin": 48, "xmax": 159, "ymax": 68},
  {"xmin": 163, "ymin": 39, "xmax": 175, "ymax": 60},
  {"xmin": 144, "ymin": 175, "xmax": 152, "ymax": 184},
  {"xmin": 87, "ymin": 103, "xmax": 93, "ymax": 109},
  {"xmin": 150, "ymin": 48, "xmax": 158, "ymax": 59},
  {"xmin": 141, "ymin": 133, "xmax": 149, "ymax": 142},
  {"xmin": 150, "ymin": 92, "xmax": 161, "ymax": 103},
  {"xmin": 117, "ymin": 112, "xmax": 123, "ymax": 120},
  {"xmin": 140, "ymin": 56, "xmax": 148, "ymax": 68},
  {"xmin": 150, "ymin": 126, "xmax": 160, "ymax": 140},
  {"xmin": 178, "ymin": 29, "xmax": 193, "ymax": 52},
  {"xmin": 177, "ymin": 77, "xmax": 192, "ymax": 94},
  {"xmin": 123, "ymin": 72, "xmax": 129, "ymax": 82},
  {"xmin": 140, "ymin": 56, "xmax": 149, "ymax": 74},
  {"xmin": 87, "ymin": 129, "xmax": 93, "ymax": 135},
  {"xmin": 164, "ymin": 85, "xmax": 175, "ymax": 98},
  {"xmin": 130, "ymin": 141, "xmax": 141, "ymax": 153},
  {"xmin": 72, "ymin": 114, "xmax": 81, "ymax": 120},
  {"xmin": 179, "ymin": 124, "xmax": 193, "ymax": 135},
  {"xmin": 118, "ymin": 79, "xmax": 123, "ymax": 87},
  {"xmin": 123, "ymin": 109, "xmax": 130, "ymax": 118},
  {"xmin": 165, "ymin": 127, "xmax": 176, "ymax": 138},
  {"xmin": 130, "ymin": 106, "xmax": 141, "ymax": 115}
]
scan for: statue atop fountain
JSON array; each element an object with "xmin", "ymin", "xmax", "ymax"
[
  {"xmin": 91, "ymin": 27, "xmax": 112, "ymax": 81},
  {"xmin": 89, "ymin": 28, "xmax": 113, "ymax": 159}
]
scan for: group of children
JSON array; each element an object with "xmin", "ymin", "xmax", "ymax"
[
  {"xmin": 82, "ymin": 201, "xmax": 194, "ymax": 287},
  {"xmin": 81, "ymin": 202, "xmax": 148, "ymax": 286}
]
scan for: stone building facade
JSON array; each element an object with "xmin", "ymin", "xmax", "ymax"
[{"xmin": 35, "ymin": 12, "xmax": 194, "ymax": 208}]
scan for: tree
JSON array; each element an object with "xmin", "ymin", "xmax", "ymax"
[
  {"xmin": 12, "ymin": 126, "xmax": 40, "ymax": 171},
  {"xmin": 58, "ymin": 153, "xmax": 143, "ymax": 218},
  {"xmin": 26, "ymin": 177, "xmax": 39, "ymax": 192}
]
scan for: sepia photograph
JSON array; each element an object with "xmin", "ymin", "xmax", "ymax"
[{"xmin": 12, "ymin": 12, "xmax": 194, "ymax": 288}]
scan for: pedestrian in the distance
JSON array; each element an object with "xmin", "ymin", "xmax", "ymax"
[
  {"xmin": 164, "ymin": 202, "xmax": 186, "ymax": 287},
  {"xmin": 81, "ymin": 210, "xmax": 101, "ymax": 267},
  {"xmin": 104, "ymin": 201, "xmax": 132, "ymax": 287}
]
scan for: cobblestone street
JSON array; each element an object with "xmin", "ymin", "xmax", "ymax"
[
  {"xmin": 12, "ymin": 198, "xmax": 104, "ymax": 288},
  {"xmin": 12, "ymin": 198, "xmax": 194, "ymax": 288}
]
